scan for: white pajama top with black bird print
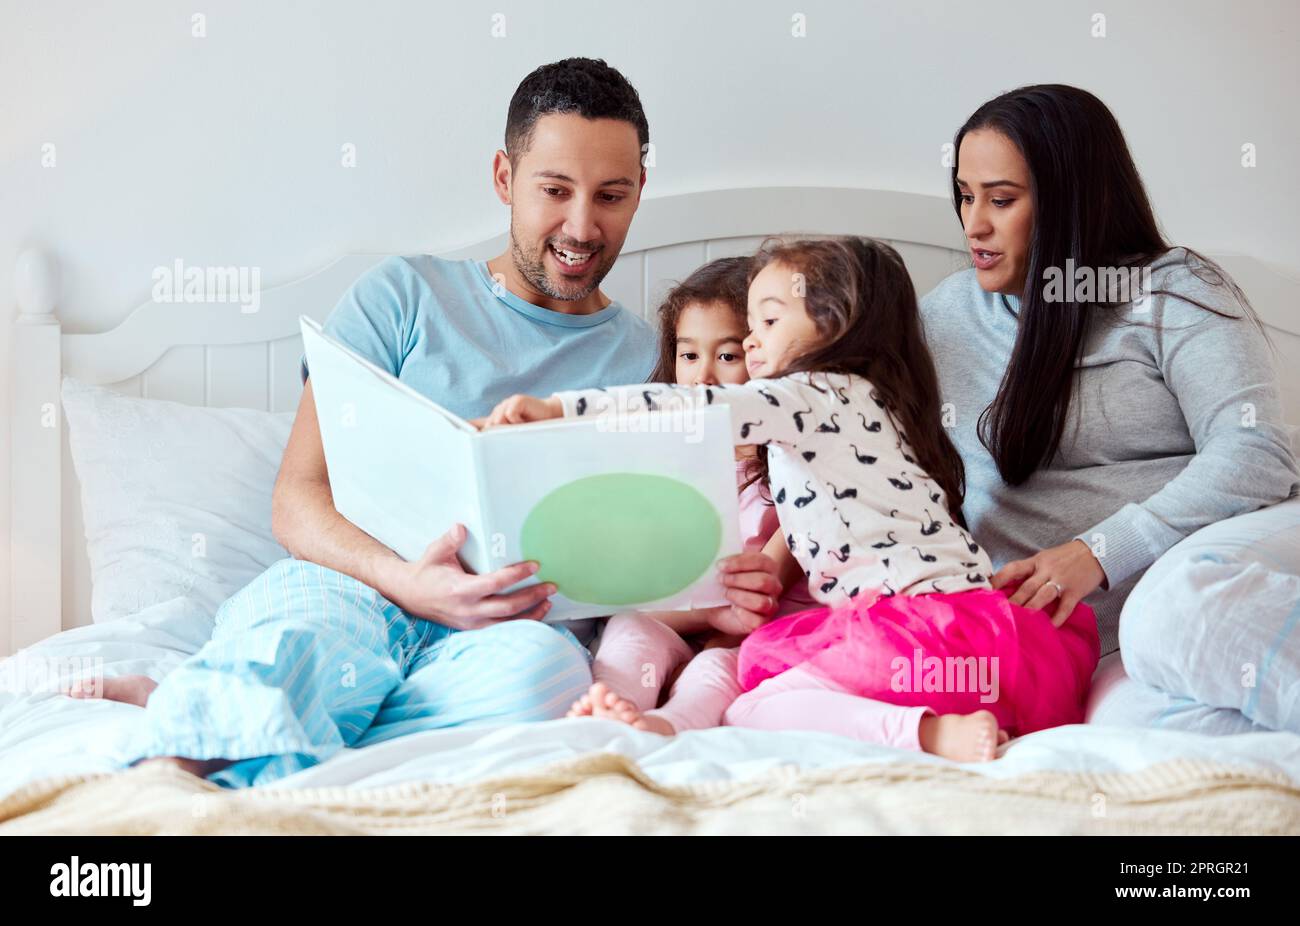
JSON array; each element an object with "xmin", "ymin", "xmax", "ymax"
[{"xmin": 554, "ymin": 371, "xmax": 995, "ymax": 608}]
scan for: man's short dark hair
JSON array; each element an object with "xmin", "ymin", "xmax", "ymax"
[{"xmin": 505, "ymin": 57, "xmax": 650, "ymax": 161}]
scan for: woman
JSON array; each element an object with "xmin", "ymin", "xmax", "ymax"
[{"xmin": 920, "ymin": 85, "xmax": 1299, "ymax": 727}]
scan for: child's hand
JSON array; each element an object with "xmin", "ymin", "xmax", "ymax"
[
  {"xmin": 714, "ymin": 546, "xmax": 785, "ymax": 633},
  {"xmin": 479, "ymin": 394, "xmax": 563, "ymax": 429},
  {"xmin": 706, "ymin": 604, "xmax": 767, "ymax": 637}
]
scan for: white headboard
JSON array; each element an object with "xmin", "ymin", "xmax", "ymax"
[{"xmin": 9, "ymin": 187, "xmax": 1300, "ymax": 654}]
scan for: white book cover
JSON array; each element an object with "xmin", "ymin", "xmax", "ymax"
[{"xmin": 300, "ymin": 316, "xmax": 742, "ymax": 621}]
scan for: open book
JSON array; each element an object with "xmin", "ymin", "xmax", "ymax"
[{"xmin": 300, "ymin": 316, "xmax": 741, "ymax": 621}]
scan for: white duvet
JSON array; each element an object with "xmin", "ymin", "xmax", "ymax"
[{"xmin": 3, "ymin": 595, "xmax": 1298, "ymax": 802}]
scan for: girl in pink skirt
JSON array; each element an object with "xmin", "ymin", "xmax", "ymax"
[{"xmin": 483, "ymin": 237, "xmax": 1100, "ymax": 760}]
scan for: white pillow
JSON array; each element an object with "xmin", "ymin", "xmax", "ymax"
[
  {"xmin": 61, "ymin": 377, "xmax": 293, "ymax": 623},
  {"xmin": 1118, "ymin": 493, "xmax": 1300, "ymax": 731}
]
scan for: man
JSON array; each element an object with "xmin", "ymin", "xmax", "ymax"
[{"xmin": 95, "ymin": 58, "xmax": 782, "ymax": 788}]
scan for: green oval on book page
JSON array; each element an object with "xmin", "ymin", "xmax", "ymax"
[{"xmin": 520, "ymin": 473, "xmax": 722, "ymax": 606}]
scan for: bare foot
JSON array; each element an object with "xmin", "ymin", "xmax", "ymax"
[
  {"xmin": 581, "ymin": 682, "xmax": 638, "ymax": 723},
  {"xmin": 565, "ymin": 681, "xmax": 637, "ymax": 720},
  {"xmin": 917, "ymin": 710, "xmax": 1007, "ymax": 762},
  {"xmin": 135, "ymin": 756, "xmax": 231, "ymax": 778},
  {"xmin": 628, "ymin": 712, "xmax": 676, "ymax": 736},
  {"xmin": 66, "ymin": 673, "xmax": 158, "ymax": 707},
  {"xmin": 567, "ymin": 682, "xmax": 677, "ymax": 735},
  {"xmin": 565, "ymin": 687, "xmax": 596, "ymax": 717}
]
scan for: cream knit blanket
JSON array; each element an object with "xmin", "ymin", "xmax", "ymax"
[{"xmin": 2, "ymin": 753, "xmax": 1297, "ymax": 835}]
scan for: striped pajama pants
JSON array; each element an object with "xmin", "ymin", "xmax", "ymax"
[{"xmin": 121, "ymin": 558, "xmax": 594, "ymax": 788}]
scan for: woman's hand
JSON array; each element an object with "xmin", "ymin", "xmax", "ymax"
[
  {"xmin": 991, "ymin": 538, "xmax": 1106, "ymax": 627},
  {"xmin": 474, "ymin": 394, "xmax": 563, "ymax": 430}
]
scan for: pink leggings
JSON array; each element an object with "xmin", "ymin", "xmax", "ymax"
[
  {"xmin": 593, "ymin": 613, "xmax": 930, "ymax": 749},
  {"xmin": 592, "ymin": 613, "xmax": 742, "ymax": 732},
  {"xmin": 724, "ymin": 665, "xmax": 931, "ymax": 750}
]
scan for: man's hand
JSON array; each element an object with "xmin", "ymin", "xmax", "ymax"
[
  {"xmin": 378, "ymin": 523, "xmax": 555, "ymax": 630},
  {"xmin": 473, "ymin": 394, "xmax": 563, "ymax": 430}
]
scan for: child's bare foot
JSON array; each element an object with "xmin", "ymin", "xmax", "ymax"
[
  {"xmin": 565, "ymin": 681, "xmax": 627, "ymax": 718},
  {"xmin": 628, "ymin": 712, "xmax": 676, "ymax": 736},
  {"xmin": 918, "ymin": 710, "xmax": 1008, "ymax": 762},
  {"xmin": 577, "ymin": 682, "xmax": 638, "ymax": 723},
  {"xmin": 565, "ymin": 688, "xmax": 596, "ymax": 718},
  {"xmin": 566, "ymin": 681, "xmax": 637, "ymax": 720},
  {"xmin": 588, "ymin": 682, "xmax": 678, "ymax": 736},
  {"xmin": 566, "ymin": 682, "xmax": 677, "ymax": 735},
  {"xmin": 66, "ymin": 674, "xmax": 158, "ymax": 707}
]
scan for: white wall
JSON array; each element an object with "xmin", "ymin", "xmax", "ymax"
[{"xmin": 3, "ymin": 0, "xmax": 1298, "ymax": 635}]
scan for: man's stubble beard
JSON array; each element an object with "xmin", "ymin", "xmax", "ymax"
[{"xmin": 508, "ymin": 217, "xmax": 619, "ymax": 303}]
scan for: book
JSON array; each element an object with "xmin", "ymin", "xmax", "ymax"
[{"xmin": 300, "ymin": 316, "xmax": 742, "ymax": 621}]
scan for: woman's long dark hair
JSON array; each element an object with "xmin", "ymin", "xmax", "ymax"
[
  {"xmin": 748, "ymin": 237, "xmax": 971, "ymax": 529},
  {"xmin": 951, "ymin": 84, "xmax": 1266, "ymax": 485}
]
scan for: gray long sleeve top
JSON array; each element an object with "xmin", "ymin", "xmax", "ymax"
[{"xmin": 920, "ymin": 248, "xmax": 1300, "ymax": 655}]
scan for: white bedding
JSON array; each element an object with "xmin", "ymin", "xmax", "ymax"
[{"xmin": 2, "ymin": 595, "xmax": 1298, "ymax": 802}]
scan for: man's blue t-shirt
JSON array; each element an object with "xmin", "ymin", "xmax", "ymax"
[{"xmin": 300, "ymin": 255, "xmax": 656, "ymax": 415}]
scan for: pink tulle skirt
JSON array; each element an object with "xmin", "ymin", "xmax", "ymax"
[{"xmin": 736, "ymin": 581, "xmax": 1100, "ymax": 736}]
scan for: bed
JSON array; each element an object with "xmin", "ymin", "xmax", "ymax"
[{"xmin": 4, "ymin": 186, "xmax": 1299, "ymax": 835}]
